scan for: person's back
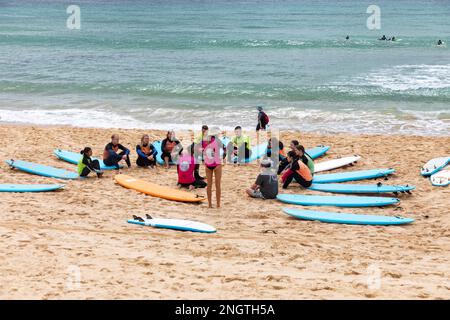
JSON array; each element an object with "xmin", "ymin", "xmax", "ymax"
[
  {"xmin": 255, "ymin": 171, "xmax": 278, "ymax": 199},
  {"xmin": 177, "ymin": 154, "xmax": 196, "ymax": 185},
  {"xmin": 305, "ymin": 153, "xmax": 315, "ymax": 175}
]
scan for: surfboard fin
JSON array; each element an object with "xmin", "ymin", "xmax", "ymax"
[
  {"xmin": 133, "ymin": 215, "xmax": 144, "ymax": 222},
  {"xmin": 145, "ymin": 214, "xmax": 153, "ymax": 220}
]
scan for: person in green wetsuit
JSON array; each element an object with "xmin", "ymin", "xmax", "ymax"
[
  {"xmin": 231, "ymin": 126, "xmax": 252, "ymax": 163},
  {"xmin": 295, "ymin": 145, "xmax": 314, "ymax": 175},
  {"xmin": 78, "ymin": 147, "xmax": 103, "ymax": 178}
]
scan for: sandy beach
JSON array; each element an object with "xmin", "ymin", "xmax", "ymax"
[{"xmin": 0, "ymin": 123, "xmax": 448, "ymax": 299}]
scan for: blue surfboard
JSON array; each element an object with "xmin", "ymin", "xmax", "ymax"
[
  {"xmin": 5, "ymin": 159, "xmax": 79, "ymax": 180},
  {"xmin": 0, "ymin": 184, "xmax": 64, "ymax": 192},
  {"xmin": 154, "ymin": 140, "xmax": 178, "ymax": 165},
  {"xmin": 277, "ymin": 194, "xmax": 399, "ymax": 207},
  {"xmin": 305, "ymin": 145, "xmax": 330, "ymax": 160},
  {"xmin": 283, "ymin": 208, "xmax": 414, "ymax": 226},
  {"xmin": 308, "ymin": 183, "xmax": 415, "ymax": 194},
  {"xmin": 54, "ymin": 149, "xmax": 121, "ymax": 170},
  {"xmin": 313, "ymin": 168, "xmax": 395, "ymax": 184}
]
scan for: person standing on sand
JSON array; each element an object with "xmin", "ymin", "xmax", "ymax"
[
  {"xmin": 256, "ymin": 106, "xmax": 269, "ymax": 132},
  {"xmin": 103, "ymin": 134, "xmax": 131, "ymax": 169},
  {"xmin": 203, "ymin": 128, "xmax": 223, "ymax": 208}
]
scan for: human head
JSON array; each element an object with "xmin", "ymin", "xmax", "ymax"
[
  {"xmin": 257, "ymin": 106, "xmax": 263, "ymax": 112},
  {"xmin": 290, "ymin": 140, "xmax": 299, "ymax": 150},
  {"xmin": 260, "ymin": 158, "xmax": 272, "ymax": 169},
  {"xmin": 202, "ymin": 125, "xmax": 209, "ymax": 134},
  {"xmin": 111, "ymin": 134, "xmax": 119, "ymax": 145},
  {"xmin": 287, "ymin": 150, "xmax": 296, "ymax": 162},
  {"xmin": 167, "ymin": 130, "xmax": 175, "ymax": 140},
  {"xmin": 234, "ymin": 126, "xmax": 242, "ymax": 137},
  {"xmin": 141, "ymin": 134, "xmax": 150, "ymax": 145},
  {"xmin": 81, "ymin": 147, "xmax": 92, "ymax": 157},
  {"xmin": 295, "ymin": 145, "xmax": 305, "ymax": 157}
]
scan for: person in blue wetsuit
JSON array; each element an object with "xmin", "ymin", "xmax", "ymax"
[
  {"xmin": 136, "ymin": 134, "xmax": 157, "ymax": 168},
  {"xmin": 103, "ymin": 134, "xmax": 131, "ymax": 169}
]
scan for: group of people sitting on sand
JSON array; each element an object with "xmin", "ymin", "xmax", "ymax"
[{"xmin": 75, "ymin": 107, "xmax": 316, "ymax": 208}]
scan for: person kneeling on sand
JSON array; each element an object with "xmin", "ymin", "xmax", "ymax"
[
  {"xmin": 136, "ymin": 134, "xmax": 157, "ymax": 168},
  {"xmin": 177, "ymin": 146, "xmax": 207, "ymax": 190},
  {"xmin": 78, "ymin": 147, "xmax": 103, "ymax": 178},
  {"xmin": 281, "ymin": 151, "xmax": 313, "ymax": 189},
  {"xmin": 103, "ymin": 134, "xmax": 131, "ymax": 169},
  {"xmin": 246, "ymin": 158, "xmax": 278, "ymax": 199}
]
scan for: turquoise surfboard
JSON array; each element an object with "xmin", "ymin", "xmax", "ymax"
[
  {"xmin": 313, "ymin": 168, "xmax": 395, "ymax": 183},
  {"xmin": 277, "ymin": 194, "xmax": 399, "ymax": 207},
  {"xmin": 154, "ymin": 140, "xmax": 178, "ymax": 165},
  {"xmin": 54, "ymin": 149, "xmax": 121, "ymax": 170},
  {"xmin": 5, "ymin": 159, "xmax": 79, "ymax": 180},
  {"xmin": 0, "ymin": 184, "xmax": 64, "ymax": 192},
  {"xmin": 283, "ymin": 208, "xmax": 414, "ymax": 226},
  {"xmin": 305, "ymin": 145, "xmax": 330, "ymax": 159},
  {"xmin": 308, "ymin": 183, "xmax": 415, "ymax": 194}
]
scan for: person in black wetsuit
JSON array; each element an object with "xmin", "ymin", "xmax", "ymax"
[
  {"xmin": 256, "ymin": 106, "xmax": 269, "ymax": 132},
  {"xmin": 277, "ymin": 139, "xmax": 300, "ymax": 174},
  {"xmin": 281, "ymin": 150, "xmax": 313, "ymax": 189},
  {"xmin": 136, "ymin": 134, "xmax": 157, "ymax": 168},
  {"xmin": 161, "ymin": 130, "xmax": 183, "ymax": 169},
  {"xmin": 77, "ymin": 147, "xmax": 103, "ymax": 178},
  {"xmin": 103, "ymin": 134, "xmax": 131, "ymax": 169}
]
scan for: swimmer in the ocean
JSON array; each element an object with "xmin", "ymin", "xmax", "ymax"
[
  {"xmin": 379, "ymin": 35, "xmax": 387, "ymax": 41},
  {"xmin": 437, "ymin": 40, "xmax": 443, "ymax": 46}
]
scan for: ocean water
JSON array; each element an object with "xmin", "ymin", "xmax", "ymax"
[{"xmin": 0, "ymin": 0, "xmax": 449, "ymax": 135}]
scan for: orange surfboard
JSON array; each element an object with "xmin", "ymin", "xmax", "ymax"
[{"xmin": 114, "ymin": 174, "xmax": 205, "ymax": 203}]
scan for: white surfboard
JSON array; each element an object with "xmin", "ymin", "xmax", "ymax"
[
  {"xmin": 430, "ymin": 170, "xmax": 450, "ymax": 187},
  {"xmin": 421, "ymin": 157, "xmax": 450, "ymax": 176},
  {"xmin": 127, "ymin": 218, "xmax": 216, "ymax": 233},
  {"xmin": 314, "ymin": 155, "xmax": 361, "ymax": 173}
]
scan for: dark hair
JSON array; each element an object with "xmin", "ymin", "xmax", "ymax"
[
  {"xmin": 234, "ymin": 126, "xmax": 242, "ymax": 130},
  {"xmin": 287, "ymin": 151, "xmax": 296, "ymax": 158},
  {"xmin": 111, "ymin": 134, "xmax": 119, "ymax": 140},
  {"xmin": 291, "ymin": 140, "xmax": 299, "ymax": 146},
  {"xmin": 296, "ymin": 145, "xmax": 305, "ymax": 154},
  {"xmin": 202, "ymin": 125, "xmax": 209, "ymax": 130},
  {"xmin": 80, "ymin": 147, "xmax": 92, "ymax": 155}
]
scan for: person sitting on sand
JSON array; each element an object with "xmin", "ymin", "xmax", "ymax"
[
  {"xmin": 103, "ymin": 134, "xmax": 131, "ymax": 169},
  {"xmin": 295, "ymin": 145, "xmax": 315, "ymax": 175},
  {"xmin": 246, "ymin": 158, "xmax": 278, "ymax": 199},
  {"xmin": 277, "ymin": 139, "xmax": 299, "ymax": 174},
  {"xmin": 161, "ymin": 130, "xmax": 182, "ymax": 169},
  {"xmin": 203, "ymin": 128, "xmax": 223, "ymax": 208},
  {"xmin": 136, "ymin": 134, "xmax": 157, "ymax": 168},
  {"xmin": 231, "ymin": 126, "xmax": 252, "ymax": 162},
  {"xmin": 78, "ymin": 147, "xmax": 103, "ymax": 178},
  {"xmin": 281, "ymin": 150, "xmax": 313, "ymax": 189},
  {"xmin": 266, "ymin": 136, "xmax": 285, "ymax": 161},
  {"xmin": 177, "ymin": 145, "xmax": 207, "ymax": 190}
]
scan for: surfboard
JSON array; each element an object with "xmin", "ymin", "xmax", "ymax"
[
  {"xmin": 314, "ymin": 155, "xmax": 361, "ymax": 173},
  {"xmin": 420, "ymin": 157, "xmax": 450, "ymax": 176},
  {"xmin": 313, "ymin": 168, "xmax": 395, "ymax": 183},
  {"xmin": 5, "ymin": 160, "xmax": 79, "ymax": 180},
  {"xmin": 276, "ymin": 194, "xmax": 399, "ymax": 207},
  {"xmin": 154, "ymin": 140, "xmax": 178, "ymax": 165},
  {"xmin": 0, "ymin": 183, "xmax": 64, "ymax": 192},
  {"xmin": 283, "ymin": 208, "xmax": 414, "ymax": 226},
  {"xmin": 54, "ymin": 149, "xmax": 121, "ymax": 170},
  {"xmin": 127, "ymin": 218, "xmax": 216, "ymax": 233},
  {"xmin": 308, "ymin": 183, "xmax": 415, "ymax": 194},
  {"xmin": 430, "ymin": 170, "xmax": 450, "ymax": 187},
  {"xmin": 114, "ymin": 174, "xmax": 205, "ymax": 203},
  {"xmin": 305, "ymin": 145, "xmax": 330, "ymax": 159}
]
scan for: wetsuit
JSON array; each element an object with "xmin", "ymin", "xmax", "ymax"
[
  {"xmin": 266, "ymin": 140, "xmax": 285, "ymax": 161},
  {"xmin": 282, "ymin": 159, "xmax": 313, "ymax": 189},
  {"xmin": 78, "ymin": 154, "xmax": 101, "ymax": 177},
  {"xmin": 231, "ymin": 135, "xmax": 252, "ymax": 162},
  {"xmin": 161, "ymin": 138, "xmax": 182, "ymax": 163},
  {"xmin": 177, "ymin": 154, "xmax": 206, "ymax": 188},
  {"xmin": 136, "ymin": 143, "xmax": 157, "ymax": 167},
  {"xmin": 256, "ymin": 110, "xmax": 269, "ymax": 131},
  {"xmin": 103, "ymin": 143, "xmax": 131, "ymax": 168}
]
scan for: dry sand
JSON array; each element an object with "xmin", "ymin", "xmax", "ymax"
[{"xmin": 0, "ymin": 124, "xmax": 449, "ymax": 299}]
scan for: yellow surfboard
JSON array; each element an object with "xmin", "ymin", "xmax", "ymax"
[{"xmin": 114, "ymin": 174, "xmax": 205, "ymax": 203}]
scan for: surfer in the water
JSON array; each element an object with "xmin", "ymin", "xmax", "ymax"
[
  {"xmin": 378, "ymin": 35, "xmax": 387, "ymax": 41},
  {"xmin": 161, "ymin": 130, "xmax": 183, "ymax": 169},
  {"xmin": 246, "ymin": 158, "xmax": 278, "ymax": 199},
  {"xmin": 281, "ymin": 150, "xmax": 313, "ymax": 189},
  {"xmin": 136, "ymin": 134, "xmax": 157, "ymax": 168},
  {"xmin": 231, "ymin": 126, "xmax": 252, "ymax": 163},
  {"xmin": 437, "ymin": 40, "xmax": 443, "ymax": 46},
  {"xmin": 103, "ymin": 134, "xmax": 131, "ymax": 169},
  {"xmin": 78, "ymin": 147, "xmax": 103, "ymax": 178}
]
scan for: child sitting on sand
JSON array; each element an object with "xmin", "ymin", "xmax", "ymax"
[
  {"xmin": 281, "ymin": 150, "xmax": 313, "ymax": 189},
  {"xmin": 246, "ymin": 158, "xmax": 278, "ymax": 199},
  {"xmin": 177, "ymin": 146, "xmax": 207, "ymax": 190},
  {"xmin": 136, "ymin": 134, "xmax": 157, "ymax": 168},
  {"xmin": 78, "ymin": 147, "xmax": 103, "ymax": 178},
  {"xmin": 231, "ymin": 126, "xmax": 252, "ymax": 162},
  {"xmin": 103, "ymin": 134, "xmax": 131, "ymax": 169}
]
